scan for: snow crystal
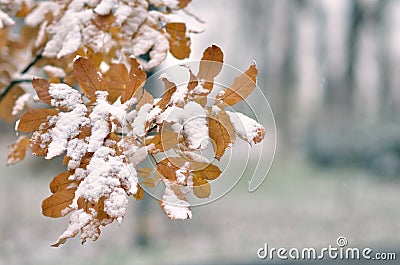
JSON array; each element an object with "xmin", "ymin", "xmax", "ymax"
[
  {"xmin": 170, "ymin": 84, "xmax": 188, "ymax": 105},
  {"xmin": 176, "ymin": 162, "xmax": 190, "ymax": 185},
  {"xmin": 12, "ymin": 93, "xmax": 30, "ymax": 116},
  {"xmin": 88, "ymin": 92, "xmax": 111, "ymax": 152}
]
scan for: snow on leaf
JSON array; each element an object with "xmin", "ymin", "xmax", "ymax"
[
  {"xmin": 48, "ymin": 83, "xmax": 83, "ymax": 111},
  {"xmin": 11, "ymin": 93, "xmax": 30, "ymax": 116},
  {"xmin": 218, "ymin": 63, "xmax": 258, "ymax": 106},
  {"xmin": 0, "ymin": 9, "xmax": 15, "ymax": 29},
  {"xmin": 159, "ymin": 180, "xmax": 192, "ymax": 220},
  {"xmin": 197, "ymin": 45, "xmax": 224, "ymax": 91},
  {"xmin": 17, "ymin": 108, "xmax": 59, "ymax": 133},
  {"xmin": 226, "ymin": 111, "xmax": 266, "ymax": 144},
  {"xmin": 181, "ymin": 101, "xmax": 209, "ymax": 150},
  {"xmin": 7, "ymin": 135, "xmax": 30, "ymax": 165}
]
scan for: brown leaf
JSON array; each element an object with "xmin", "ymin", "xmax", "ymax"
[
  {"xmin": 32, "ymin": 78, "xmax": 51, "ymax": 105},
  {"xmin": 18, "ymin": 108, "xmax": 59, "ymax": 133},
  {"xmin": 156, "ymin": 158, "xmax": 180, "ymax": 182},
  {"xmin": 157, "ymin": 77, "xmax": 177, "ymax": 111},
  {"xmin": 197, "ymin": 45, "xmax": 224, "ymax": 91},
  {"xmin": 138, "ymin": 167, "xmax": 153, "ymax": 178},
  {"xmin": 208, "ymin": 110, "xmax": 236, "ymax": 160},
  {"xmin": 133, "ymin": 184, "xmax": 144, "ymax": 200},
  {"xmin": 187, "ymin": 69, "xmax": 198, "ymax": 90},
  {"xmin": 42, "ymin": 188, "xmax": 76, "ymax": 218},
  {"xmin": 105, "ymin": 63, "xmax": 128, "ymax": 102},
  {"xmin": 30, "ymin": 129, "xmax": 49, "ymax": 157},
  {"xmin": 253, "ymin": 127, "xmax": 266, "ymax": 144},
  {"xmin": 178, "ymin": 0, "xmax": 191, "ymax": 8},
  {"xmin": 193, "ymin": 175, "xmax": 211, "ymax": 198},
  {"xmin": 145, "ymin": 129, "xmax": 179, "ymax": 154},
  {"xmin": 142, "ymin": 178, "xmax": 155, "ymax": 189},
  {"xmin": 50, "ymin": 172, "xmax": 78, "ymax": 193},
  {"xmin": 218, "ymin": 63, "xmax": 258, "ymax": 106},
  {"xmin": 135, "ymin": 89, "xmax": 154, "ymax": 111},
  {"xmin": 7, "ymin": 136, "xmax": 29, "ymax": 165},
  {"xmin": 166, "ymin": 23, "xmax": 191, "ymax": 60},
  {"xmin": 192, "ymin": 163, "xmax": 221, "ymax": 180},
  {"xmin": 15, "ymin": 2, "xmax": 30, "ymax": 17},
  {"xmin": 159, "ymin": 181, "xmax": 192, "ymax": 220},
  {"xmin": 121, "ymin": 57, "xmax": 146, "ymax": 103},
  {"xmin": 73, "ymin": 57, "xmax": 107, "ymax": 100},
  {"xmin": 0, "ymin": 86, "xmax": 24, "ymax": 123}
]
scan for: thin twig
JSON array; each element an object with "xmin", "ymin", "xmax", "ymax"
[{"xmin": 0, "ymin": 49, "xmax": 43, "ymax": 102}]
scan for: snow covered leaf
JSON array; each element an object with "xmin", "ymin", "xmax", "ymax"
[
  {"xmin": 208, "ymin": 109, "xmax": 236, "ymax": 160},
  {"xmin": 166, "ymin": 22, "xmax": 190, "ymax": 60},
  {"xmin": 133, "ymin": 185, "xmax": 144, "ymax": 200},
  {"xmin": 0, "ymin": 9, "xmax": 15, "ymax": 29},
  {"xmin": 49, "ymin": 172, "xmax": 78, "ymax": 194},
  {"xmin": 0, "ymin": 86, "xmax": 24, "ymax": 123},
  {"xmin": 42, "ymin": 188, "xmax": 76, "ymax": 218},
  {"xmin": 32, "ymin": 78, "xmax": 51, "ymax": 105},
  {"xmin": 7, "ymin": 136, "xmax": 30, "ymax": 165},
  {"xmin": 17, "ymin": 108, "xmax": 59, "ymax": 133},
  {"xmin": 93, "ymin": 14, "xmax": 115, "ymax": 31},
  {"xmin": 192, "ymin": 175, "xmax": 211, "ymax": 198},
  {"xmin": 121, "ymin": 58, "xmax": 146, "ymax": 103},
  {"xmin": 136, "ymin": 89, "xmax": 154, "ymax": 111},
  {"xmin": 226, "ymin": 111, "xmax": 266, "ymax": 144},
  {"xmin": 73, "ymin": 57, "xmax": 107, "ymax": 100},
  {"xmin": 197, "ymin": 45, "xmax": 224, "ymax": 91},
  {"xmin": 218, "ymin": 63, "xmax": 258, "ymax": 106},
  {"xmin": 159, "ymin": 180, "xmax": 192, "ymax": 220}
]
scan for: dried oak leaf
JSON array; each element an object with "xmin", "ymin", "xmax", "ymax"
[
  {"xmin": 166, "ymin": 22, "xmax": 190, "ymax": 60},
  {"xmin": 208, "ymin": 109, "xmax": 236, "ymax": 160}
]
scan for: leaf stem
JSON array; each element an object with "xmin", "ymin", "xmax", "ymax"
[{"xmin": 0, "ymin": 49, "xmax": 43, "ymax": 102}]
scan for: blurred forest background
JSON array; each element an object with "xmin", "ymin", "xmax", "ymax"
[{"xmin": 1, "ymin": 0, "xmax": 400, "ymax": 264}]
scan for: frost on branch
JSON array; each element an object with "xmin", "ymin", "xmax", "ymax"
[{"xmin": 10, "ymin": 45, "xmax": 266, "ymax": 246}]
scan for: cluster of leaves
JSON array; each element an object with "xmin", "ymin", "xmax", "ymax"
[
  {"xmin": 0, "ymin": 0, "xmax": 194, "ymax": 122},
  {"xmin": 8, "ymin": 45, "xmax": 266, "ymax": 246}
]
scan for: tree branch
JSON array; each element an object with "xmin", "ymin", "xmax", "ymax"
[{"xmin": 0, "ymin": 49, "xmax": 43, "ymax": 102}]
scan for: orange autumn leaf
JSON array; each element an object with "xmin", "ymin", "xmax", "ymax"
[
  {"xmin": 7, "ymin": 136, "xmax": 30, "ymax": 165},
  {"xmin": 208, "ymin": 110, "xmax": 236, "ymax": 160},
  {"xmin": 166, "ymin": 22, "xmax": 191, "ymax": 60},
  {"xmin": 146, "ymin": 129, "xmax": 179, "ymax": 154},
  {"xmin": 17, "ymin": 108, "xmax": 59, "ymax": 133},
  {"xmin": 73, "ymin": 57, "xmax": 107, "ymax": 100},
  {"xmin": 105, "ymin": 63, "xmax": 128, "ymax": 102},
  {"xmin": 32, "ymin": 78, "xmax": 51, "ymax": 105},
  {"xmin": 49, "ymin": 172, "xmax": 78, "ymax": 193},
  {"xmin": 157, "ymin": 77, "xmax": 177, "ymax": 111},
  {"xmin": 42, "ymin": 188, "xmax": 76, "ymax": 218},
  {"xmin": 0, "ymin": 86, "xmax": 24, "ymax": 123},
  {"xmin": 193, "ymin": 175, "xmax": 211, "ymax": 198},
  {"xmin": 135, "ymin": 89, "xmax": 154, "ymax": 111},
  {"xmin": 197, "ymin": 45, "xmax": 224, "ymax": 91},
  {"xmin": 121, "ymin": 57, "xmax": 146, "ymax": 103},
  {"xmin": 192, "ymin": 162, "xmax": 221, "ymax": 181},
  {"xmin": 218, "ymin": 63, "xmax": 258, "ymax": 106}
]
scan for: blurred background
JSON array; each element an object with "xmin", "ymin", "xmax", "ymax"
[{"xmin": 1, "ymin": 0, "xmax": 400, "ymax": 264}]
